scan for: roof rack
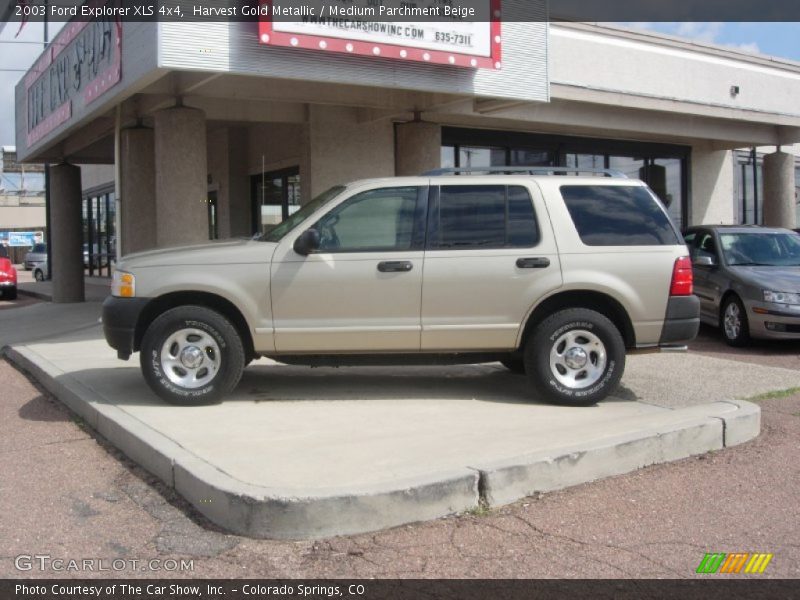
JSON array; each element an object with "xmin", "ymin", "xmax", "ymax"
[{"xmin": 422, "ymin": 166, "xmax": 628, "ymax": 178}]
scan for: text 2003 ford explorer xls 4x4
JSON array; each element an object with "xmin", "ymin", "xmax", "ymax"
[{"xmin": 102, "ymin": 168, "xmax": 700, "ymax": 407}]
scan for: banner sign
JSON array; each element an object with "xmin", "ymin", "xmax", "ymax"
[
  {"xmin": 2, "ymin": 231, "xmax": 44, "ymax": 247},
  {"xmin": 259, "ymin": 0, "xmax": 502, "ymax": 70},
  {"xmin": 24, "ymin": 2, "xmax": 122, "ymax": 147}
]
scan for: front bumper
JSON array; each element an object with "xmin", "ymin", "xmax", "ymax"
[
  {"xmin": 102, "ymin": 295, "xmax": 150, "ymax": 360},
  {"xmin": 746, "ymin": 300, "xmax": 800, "ymax": 339},
  {"xmin": 659, "ymin": 295, "xmax": 700, "ymax": 346}
]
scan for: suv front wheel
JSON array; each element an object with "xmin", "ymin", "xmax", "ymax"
[
  {"xmin": 525, "ymin": 308, "xmax": 625, "ymax": 406},
  {"xmin": 140, "ymin": 306, "xmax": 245, "ymax": 405}
]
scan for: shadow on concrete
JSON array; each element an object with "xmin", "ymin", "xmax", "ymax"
[{"xmin": 59, "ymin": 362, "xmax": 640, "ymax": 408}]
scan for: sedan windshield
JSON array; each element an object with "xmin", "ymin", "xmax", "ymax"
[
  {"xmin": 256, "ymin": 186, "xmax": 346, "ymax": 243},
  {"xmin": 720, "ymin": 232, "xmax": 800, "ymax": 267}
]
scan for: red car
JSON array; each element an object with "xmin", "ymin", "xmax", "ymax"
[{"xmin": 0, "ymin": 258, "xmax": 17, "ymax": 300}]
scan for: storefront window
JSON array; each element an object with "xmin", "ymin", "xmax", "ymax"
[
  {"xmin": 653, "ymin": 158, "xmax": 683, "ymax": 231},
  {"xmin": 734, "ymin": 151, "xmax": 763, "ymax": 225},
  {"xmin": 795, "ymin": 167, "xmax": 800, "ymax": 226},
  {"xmin": 510, "ymin": 150, "xmax": 553, "ymax": 167},
  {"xmin": 565, "ymin": 154, "xmax": 605, "ymax": 174},
  {"xmin": 609, "ymin": 156, "xmax": 645, "ymax": 180},
  {"xmin": 441, "ymin": 146, "xmax": 456, "ymax": 169},
  {"xmin": 441, "ymin": 128, "xmax": 689, "ymax": 229},
  {"xmin": 82, "ymin": 190, "xmax": 116, "ymax": 278},
  {"xmin": 458, "ymin": 146, "xmax": 506, "ymax": 168}
]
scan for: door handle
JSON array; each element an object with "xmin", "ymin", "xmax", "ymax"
[
  {"xmin": 377, "ymin": 261, "xmax": 414, "ymax": 273},
  {"xmin": 516, "ymin": 257, "xmax": 550, "ymax": 269}
]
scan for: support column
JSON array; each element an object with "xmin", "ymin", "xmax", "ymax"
[
  {"xmin": 120, "ymin": 126, "xmax": 156, "ymax": 255},
  {"xmin": 154, "ymin": 107, "xmax": 208, "ymax": 248},
  {"xmin": 395, "ymin": 121, "xmax": 442, "ymax": 176},
  {"xmin": 49, "ymin": 163, "xmax": 84, "ymax": 303},
  {"xmin": 762, "ymin": 151, "xmax": 796, "ymax": 229},
  {"xmin": 305, "ymin": 105, "xmax": 395, "ymax": 202},
  {"xmin": 690, "ymin": 145, "xmax": 734, "ymax": 225},
  {"xmin": 227, "ymin": 127, "xmax": 250, "ymax": 237}
]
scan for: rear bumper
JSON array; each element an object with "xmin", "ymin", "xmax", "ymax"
[
  {"xmin": 659, "ymin": 295, "xmax": 700, "ymax": 346},
  {"xmin": 102, "ymin": 296, "xmax": 150, "ymax": 360}
]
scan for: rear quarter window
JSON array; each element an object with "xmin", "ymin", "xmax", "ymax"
[{"xmin": 560, "ymin": 185, "xmax": 680, "ymax": 246}]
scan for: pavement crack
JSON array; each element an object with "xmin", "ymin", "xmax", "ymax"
[
  {"xmin": 511, "ymin": 514, "xmax": 686, "ymax": 578},
  {"xmin": 0, "ymin": 436, "xmax": 91, "ymax": 456}
]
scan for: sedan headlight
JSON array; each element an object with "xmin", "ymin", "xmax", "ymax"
[
  {"xmin": 763, "ymin": 290, "xmax": 800, "ymax": 305},
  {"xmin": 111, "ymin": 270, "xmax": 136, "ymax": 298}
]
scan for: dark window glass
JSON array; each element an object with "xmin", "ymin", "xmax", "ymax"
[
  {"xmin": 437, "ymin": 185, "xmax": 538, "ymax": 249},
  {"xmin": 508, "ymin": 186, "xmax": 539, "ymax": 247},
  {"xmin": 509, "ymin": 150, "xmax": 553, "ymax": 167},
  {"xmin": 560, "ymin": 185, "xmax": 680, "ymax": 246}
]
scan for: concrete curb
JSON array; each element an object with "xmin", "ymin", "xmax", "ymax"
[{"xmin": 3, "ymin": 343, "xmax": 761, "ymax": 540}]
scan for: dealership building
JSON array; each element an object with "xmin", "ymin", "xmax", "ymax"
[{"xmin": 13, "ymin": 4, "xmax": 800, "ymax": 301}]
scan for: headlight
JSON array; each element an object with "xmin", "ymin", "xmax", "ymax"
[
  {"xmin": 763, "ymin": 290, "xmax": 800, "ymax": 305},
  {"xmin": 111, "ymin": 270, "xmax": 136, "ymax": 298}
]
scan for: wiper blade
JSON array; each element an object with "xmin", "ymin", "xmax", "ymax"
[{"xmin": 730, "ymin": 262, "xmax": 776, "ymax": 266}]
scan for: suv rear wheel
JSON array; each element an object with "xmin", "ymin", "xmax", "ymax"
[
  {"xmin": 140, "ymin": 306, "xmax": 245, "ymax": 405},
  {"xmin": 525, "ymin": 308, "xmax": 625, "ymax": 406}
]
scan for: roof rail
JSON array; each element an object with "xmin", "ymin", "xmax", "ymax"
[{"xmin": 422, "ymin": 166, "xmax": 628, "ymax": 178}]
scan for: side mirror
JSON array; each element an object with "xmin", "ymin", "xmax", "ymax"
[
  {"xmin": 293, "ymin": 228, "xmax": 320, "ymax": 256},
  {"xmin": 693, "ymin": 255, "xmax": 716, "ymax": 267}
]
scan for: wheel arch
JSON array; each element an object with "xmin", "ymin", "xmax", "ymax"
[
  {"xmin": 134, "ymin": 292, "xmax": 256, "ymax": 362},
  {"xmin": 519, "ymin": 290, "xmax": 636, "ymax": 350}
]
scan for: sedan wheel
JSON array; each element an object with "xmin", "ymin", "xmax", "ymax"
[{"xmin": 721, "ymin": 296, "xmax": 750, "ymax": 347}]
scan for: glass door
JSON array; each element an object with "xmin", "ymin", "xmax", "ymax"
[{"xmin": 251, "ymin": 167, "xmax": 301, "ymax": 236}]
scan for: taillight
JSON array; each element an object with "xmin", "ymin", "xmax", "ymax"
[{"xmin": 670, "ymin": 256, "xmax": 693, "ymax": 296}]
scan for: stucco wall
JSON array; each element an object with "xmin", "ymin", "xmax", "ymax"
[
  {"xmin": 80, "ymin": 165, "xmax": 115, "ymax": 192},
  {"xmin": 550, "ymin": 24, "xmax": 800, "ymax": 123}
]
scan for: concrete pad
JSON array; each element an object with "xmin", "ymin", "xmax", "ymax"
[{"xmin": 3, "ymin": 324, "xmax": 791, "ymax": 539}]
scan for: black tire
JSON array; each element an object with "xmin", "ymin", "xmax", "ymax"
[
  {"xmin": 720, "ymin": 295, "xmax": 750, "ymax": 347},
  {"xmin": 140, "ymin": 305, "xmax": 245, "ymax": 405},
  {"xmin": 524, "ymin": 308, "xmax": 625, "ymax": 406},
  {"xmin": 5, "ymin": 287, "xmax": 17, "ymax": 300},
  {"xmin": 34, "ymin": 270, "xmax": 44, "ymax": 282},
  {"xmin": 500, "ymin": 356, "xmax": 526, "ymax": 374}
]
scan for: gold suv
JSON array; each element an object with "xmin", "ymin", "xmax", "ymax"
[{"xmin": 103, "ymin": 168, "xmax": 699, "ymax": 406}]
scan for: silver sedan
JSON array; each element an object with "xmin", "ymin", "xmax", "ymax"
[{"xmin": 684, "ymin": 225, "xmax": 800, "ymax": 346}]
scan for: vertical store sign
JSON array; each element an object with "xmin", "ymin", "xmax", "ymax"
[
  {"xmin": 258, "ymin": 0, "xmax": 502, "ymax": 69},
  {"xmin": 25, "ymin": 2, "xmax": 122, "ymax": 147}
]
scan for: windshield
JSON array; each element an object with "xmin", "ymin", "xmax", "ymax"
[
  {"xmin": 255, "ymin": 186, "xmax": 346, "ymax": 243},
  {"xmin": 720, "ymin": 232, "xmax": 800, "ymax": 267}
]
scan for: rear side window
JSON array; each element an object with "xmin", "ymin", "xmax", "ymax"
[
  {"xmin": 433, "ymin": 185, "xmax": 539, "ymax": 249},
  {"xmin": 560, "ymin": 185, "xmax": 680, "ymax": 246}
]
